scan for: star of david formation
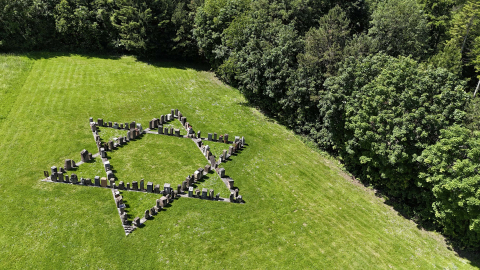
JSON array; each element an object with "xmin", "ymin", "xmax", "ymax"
[{"xmin": 41, "ymin": 109, "xmax": 246, "ymax": 235}]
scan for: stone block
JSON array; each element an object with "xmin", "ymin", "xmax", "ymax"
[
  {"xmin": 174, "ymin": 129, "xmax": 180, "ymax": 137},
  {"xmin": 228, "ymin": 179, "xmax": 234, "ymax": 189},
  {"xmin": 208, "ymin": 133, "xmax": 212, "ymax": 141},
  {"xmin": 195, "ymin": 189, "xmax": 200, "ymax": 197},
  {"xmin": 188, "ymin": 187, "xmax": 193, "ymax": 197},
  {"xmin": 126, "ymin": 183, "xmax": 130, "ymax": 190},
  {"xmin": 209, "ymin": 155, "xmax": 216, "ymax": 167},
  {"xmin": 163, "ymin": 183, "xmax": 171, "ymax": 194},
  {"xmin": 113, "ymin": 122, "xmax": 119, "ymax": 129},
  {"xmin": 133, "ymin": 217, "xmax": 140, "ymax": 227},
  {"xmin": 140, "ymin": 179, "xmax": 144, "ymax": 190},
  {"xmin": 108, "ymin": 121, "xmax": 112, "ymax": 127},
  {"xmin": 158, "ymin": 125, "xmax": 163, "ymax": 134},
  {"xmin": 167, "ymin": 114, "xmax": 172, "ymax": 121},
  {"xmin": 194, "ymin": 170, "xmax": 201, "ymax": 182},
  {"xmin": 160, "ymin": 196, "xmax": 168, "ymax": 207},
  {"xmin": 154, "ymin": 184, "xmax": 160, "ymax": 193},
  {"xmin": 147, "ymin": 182, "xmax": 153, "ymax": 193},
  {"xmin": 224, "ymin": 134, "xmax": 229, "ymax": 143},
  {"xmin": 85, "ymin": 178, "xmax": 92, "ymax": 185},
  {"xmin": 156, "ymin": 199, "xmax": 161, "ymax": 209},
  {"xmin": 80, "ymin": 149, "xmax": 89, "ymax": 162},
  {"xmin": 94, "ymin": 176, "xmax": 100, "ymax": 186},
  {"xmin": 104, "ymin": 161, "xmax": 110, "ymax": 171},
  {"xmin": 101, "ymin": 177, "xmax": 107, "ymax": 187},
  {"xmin": 209, "ymin": 189, "xmax": 214, "ymax": 199},
  {"xmin": 235, "ymin": 188, "xmax": 239, "ymax": 197},
  {"xmin": 202, "ymin": 188, "xmax": 208, "ymax": 199},
  {"xmin": 230, "ymin": 192, "xmax": 235, "ymax": 202},
  {"xmin": 109, "ymin": 178, "xmax": 115, "ymax": 187},
  {"xmin": 130, "ymin": 121, "xmax": 136, "ymax": 129},
  {"xmin": 145, "ymin": 210, "xmax": 150, "ymax": 219},
  {"xmin": 219, "ymin": 168, "xmax": 225, "ymax": 178},
  {"xmin": 97, "ymin": 118, "xmax": 103, "ymax": 126},
  {"xmin": 70, "ymin": 173, "xmax": 77, "ymax": 184},
  {"xmin": 119, "ymin": 181, "xmax": 124, "ymax": 189},
  {"xmin": 182, "ymin": 181, "xmax": 187, "ymax": 191},
  {"xmin": 58, "ymin": 172, "xmax": 64, "ymax": 182},
  {"xmin": 150, "ymin": 207, "xmax": 156, "ymax": 216},
  {"xmin": 216, "ymin": 193, "xmax": 220, "ymax": 200},
  {"xmin": 164, "ymin": 127, "xmax": 168, "ymax": 134},
  {"xmin": 177, "ymin": 184, "xmax": 181, "ymax": 194},
  {"xmin": 108, "ymin": 141, "xmax": 114, "ymax": 150},
  {"xmin": 197, "ymin": 130, "xmax": 201, "ymax": 138},
  {"xmin": 51, "ymin": 166, "xmax": 57, "ymax": 174},
  {"xmin": 132, "ymin": 181, "xmax": 138, "ymax": 190},
  {"xmin": 107, "ymin": 170, "xmax": 114, "ymax": 180},
  {"xmin": 64, "ymin": 159, "xmax": 72, "ymax": 170}
]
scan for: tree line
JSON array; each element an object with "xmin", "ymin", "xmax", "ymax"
[{"xmin": 1, "ymin": 0, "xmax": 480, "ymax": 248}]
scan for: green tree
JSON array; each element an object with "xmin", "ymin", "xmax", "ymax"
[
  {"xmin": 419, "ymin": 125, "xmax": 480, "ymax": 247},
  {"xmin": 0, "ymin": 0, "xmax": 57, "ymax": 50},
  {"xmin": 297, "ymin": 5, "xmax": 350, "ymax": 77},
  {"xmin": 171, "ymin": 0, "xmax": 203, "ymax": 58},
  {"xmin": 324, "ymin": 53, "xmax": 469, "ymax": 207},
  {"xmin": 54, "ymin": 0, "xmax": 115, "ymax": 50},
  {"xmin": 431, "ymin": 1, "xmax": 480, "ymax": 85},
  {"xmin": 368, "ymin": 0, "xmax": 429, "ymax": 58},
  {"xmin": 111, "ymin": 0, "xmax": 153, "ymax": 53}
]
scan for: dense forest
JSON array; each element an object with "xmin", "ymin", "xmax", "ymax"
[{"xmin": 1, "ymin": 0, "xmax": 480, "ymax": 249}]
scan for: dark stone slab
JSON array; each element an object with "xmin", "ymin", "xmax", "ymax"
[{"xmin": 147, "ymin": 182, "xmax": 153, "ymax": 193}]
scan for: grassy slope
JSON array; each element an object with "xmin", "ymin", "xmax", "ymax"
[{"xmin": 0, "ymin": 53, "xmax": 475, "ymax": 269}]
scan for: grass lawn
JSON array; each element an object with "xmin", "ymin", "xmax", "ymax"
[{"xmin": 0, "ymin": 52, "xmax": 477, "ymax": 269}]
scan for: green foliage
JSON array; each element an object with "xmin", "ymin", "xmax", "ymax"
[
  {"xmin": 368, "ymin": 0, "xmax": 429, "ymax": 58},
  {"xmin": 171, "ymin": 0, "xmax": 203, "ymax": 58},
  {"xmin": 193, "ymin": 0, "xmax": 251, "ymax": 66},
  {"xmin": 111, "ymin": 0, "xmax": 153, "ymax": 53},
  {"xmin": 0, "ymin": 0, "xmax": 57, "ymax": 50},
  {"xmin": 325, "ymin": 53, "xmax": 469, "ymax": 206},
  {"xmin": 419, "ymin": 125, "xmax": 480, "ymax": 247},
  {"xmin": 432, "ymin": 0, "xmax": 480, "ymax": 83},
  {"xmin": 54, "ymin": 0, "xmax": 115, "ymax": 50},
  {"xmin": 298, "ymin": 5, "xmax": 350, "ymax": 77},
  {"xmin": 418, "ymin": 0, "xmax": 457, "ymax": 53}
]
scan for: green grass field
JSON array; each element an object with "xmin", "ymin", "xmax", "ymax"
[{"xmin": 0, "ymin": 52, "xmax": 477, "ymax": 269}]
